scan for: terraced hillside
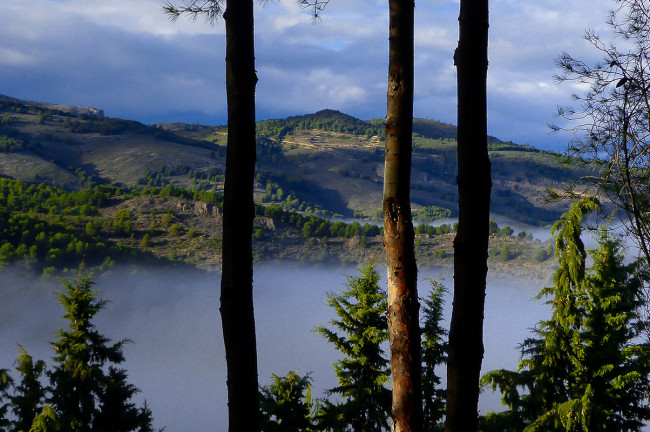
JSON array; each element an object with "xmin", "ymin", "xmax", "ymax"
[{"xmin": 0, "ymin": 97, "xmax": 592, "ymax": 226}]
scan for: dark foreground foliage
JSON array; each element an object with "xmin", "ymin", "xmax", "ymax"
[
  {"xmin": 0, "ymin": 276, "xmax": 157, "ymax": 432},
  {"xmin": 260, "ymin": 265, "xmax": 448, "ymax": 432},
  {"xmin": 481, "ymin": 199, "xmax": 650, "ymax": 432}
]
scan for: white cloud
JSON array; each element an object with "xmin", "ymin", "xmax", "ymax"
[
  {"xmin": 4, "ymin": 0, "xmax": 222, "ymax": 38},
  {"xmin": 0, "ymin": 0, "xmax": 629, "ymax": 149},
  {"xmin": 415, "ymin": 25, "xmax": 456, "ymax": 52},
  {"xmin": 495, "ymin": 80, "xmax": 558, "ymax": 98}
]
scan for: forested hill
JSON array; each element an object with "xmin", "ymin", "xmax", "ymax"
[{"xmin": 0, "ymin": 96, "xmax": 591, "ymax": 227}]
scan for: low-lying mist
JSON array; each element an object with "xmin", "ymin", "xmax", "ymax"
[{"xmin": 0, "ymin": 262, "xmax": 550, "ymax": 431}]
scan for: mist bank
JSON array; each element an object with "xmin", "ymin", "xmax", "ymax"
[{"xmin": 0, "ymin": 263, "xmax": 550, "ymax": 431}]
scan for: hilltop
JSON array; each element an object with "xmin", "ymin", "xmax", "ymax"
[
  {"xmin": 0, "ymin": 95, "xmax": 592, "ymax": 279},
  {"xmin": 0, "ymin": 95, "xmax": 591, "ymax": 226},
  {"xmin": 163, "ymin": 109, "xmax": 592, "ymax": 226}
]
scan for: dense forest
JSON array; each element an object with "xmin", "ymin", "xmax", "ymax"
[{"xmin": 0, "ymin": 176, "xmax": 548, "ymax": 273}]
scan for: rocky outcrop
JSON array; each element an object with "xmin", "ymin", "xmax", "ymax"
[
  {"xmin": 256, "ymin": 217, "xmax": 276, "ymax": 230},
  {"xmin": 176, "ymin": 200, "xmax": 220, "ymax": 217}
]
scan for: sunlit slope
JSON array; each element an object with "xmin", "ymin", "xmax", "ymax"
[
  {"xmin": 0, "ymin": 98, "xmax": 591, "ymax": 226},
  {"xmin": 0, "ymin": 99, "xmax": 226, "ymax": 188}
]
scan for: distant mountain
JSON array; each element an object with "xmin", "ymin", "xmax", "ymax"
[
  {"xmin": 0, "ymin": 94, "xmax": 104, "ymax": 118},
  {"xmin": 0, "ymin": 97, "xmax": 593, "ymax": 226}
]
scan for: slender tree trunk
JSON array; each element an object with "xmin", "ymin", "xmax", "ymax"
[
  {"xmin": 445, "ymin": 0, "xmax": 490, "ymax": 431},
  {"xmin": 219, "ymin": 1, "xmax": 260, "ymax": 432},
  {"xmin": 383, "ymin": 0, "xmax": 421, "ymax": 430}
]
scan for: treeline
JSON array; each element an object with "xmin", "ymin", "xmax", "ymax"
[
  {"xmin": 256, "ymin": 137, "xmax": 285, "ymax": 163},
  {"xmin": 0, "ymin": 208, "xmax": 127, "ymax": 270},
  {"xmin": 0, "ymin": 276, "xmax": 157, "ymax": 432},
  {"xmin": 256, "ymin": 203, "xmax": 382, "ymax": 239},
  {"xmin": 256, "ymin": 109, "xmax": 386, "ymax": 142},
  {"xmin": 0, "ymin": 178, "xmax": 117, "ymax": 216},
  {"xmin": 258, "ymin": 178, "xmax": 334, "ymax": 218},
  {"xmin": 0, "ymin": 178, "xmax": 130, "ymax": 269},
  {"xmin": 137, "ymin": 184, "xmax": 223, "ymax": 206},
  {"xmin": 487, "ymin": 141, "xmax": 548, "ymax": 153},
  {"xmin": 136, "ymin": 165, "xmax": 225, "ymax": 189},
  {"xmin": 412, "ymin": 117, "xmax": 457, "ymax": 140},
  {"xmin": 0, "ymin": 176, "xmax": 395, "ymax": 270},
  {"xmin": 0, "ymin": 175, "xmax": 542, "ymax": 270},
  {"xmin": 413, "ymin": 219, "xmax": 534, "ymax": 240},
  {"xmin": 412, "ymin": 205, "xmax": 452, "ymax": 222},
  {"xmin": 0, "ymin": 177, "xmax": 222, "ymax": 270}
]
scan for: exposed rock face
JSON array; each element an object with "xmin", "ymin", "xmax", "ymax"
[
  {"xmin": 176, "ymin": 200, "xmax": 220, "ymax": 217},
  {"xmin": 257, "ymin": 217, "xmax": 275, "ymax": 230},
  {"xmin": 0, "ymin": 94, "xmax": 104, "ymax": 118}
]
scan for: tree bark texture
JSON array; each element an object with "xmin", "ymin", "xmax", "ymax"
[
  {"xmin": 220, "ymin": 1, "xmax": 260, "ymax": 432},
  {"xmin": 383, "ymin": 0, "xmax": 422, "ymax": 430},
  {"xmin": 445, "ymin": 0, "xmax": 490, "ymax": 431}
]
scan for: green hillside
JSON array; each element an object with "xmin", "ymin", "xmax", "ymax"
[{"xmin": 0, "ymin": 99, "xmax": 594, "ymax": 226}]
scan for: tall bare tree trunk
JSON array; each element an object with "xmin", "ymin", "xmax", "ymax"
[
  {"xmin": 383, "ymin": 0, "xmax": 421, "ymax": 430},
  {"xmin": 219, "ymin": 1, "xmax": 260, "ymax": 431},
  {"xmin": 445, "ymin": 0, "xmax": 490, "ymax": 430}
]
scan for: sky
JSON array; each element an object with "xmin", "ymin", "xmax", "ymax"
[{"xmin": 0, "ymin": 0, "xmax": 620, "ymax": 151}]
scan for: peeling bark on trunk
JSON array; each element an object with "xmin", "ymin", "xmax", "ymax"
[
  {"xmin": 445, "ymin": 0, "xmax": 491, "ymax": 431},
  {"xmin": 383, "ymin": 0, "xmax": 422, "ymax": 430},
  {"xmin": 219, "ymin": 1, "xmax": 260, "ymax": 432}
]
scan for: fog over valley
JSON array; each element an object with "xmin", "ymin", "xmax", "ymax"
[{"xmin": 0, "ymin": 263, "xmax": 550, "ymax": 431}]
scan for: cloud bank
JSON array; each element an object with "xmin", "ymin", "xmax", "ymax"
[{"xmin": 0, "ymin": 0, "xmax": 619, "ymax": 150}]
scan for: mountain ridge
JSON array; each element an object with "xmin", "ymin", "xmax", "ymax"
[
  {"xmin": 0, "ymin": 94, "xmax": 105, "ymax": 118},
  {"xmin": 0, "ymin": 95, "xmax": 590, "ymax": 226}
]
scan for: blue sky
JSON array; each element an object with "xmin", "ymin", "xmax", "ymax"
[{"xmin": 0, "ymin": 0, "xmax": 617, "ymax": 151}]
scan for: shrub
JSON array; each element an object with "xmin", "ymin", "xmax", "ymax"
[
  {"xmin": 534, "ymin": 249, "xmax": 549, "ymax": 262},
  {"xmin": 170, "ymin": 224, "xmax": 183, "ymax": 236}
]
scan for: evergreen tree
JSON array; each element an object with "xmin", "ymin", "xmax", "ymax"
[
  {"xmin": 315, "ymin": 264, "xmax": 391, "ymax": 432},
  {"xmin": 136, "ymin": 402, "xmax": 155, "ymax": 432},
  {"xmin": 0, "ymin": 369, "xmax": 13, "ymax": 432},
  {"xmin": 421, "ymin": 281, "xmax": 448, "ymax": 432},
  {"xmin": 29, "ymin": 406, "xmax": 59, "ymax": 432},
  {"xmin": 11, "ymin": 345, "xmax": 46, "ymax": 432},
  {"xmin": 47, "ymin": 276, "xmax": 154, "ymax": 432},
  {"xmin": 94, "ymin": 367, "xmax": 149, "ymax": 432},
  {"xmin": 569, "ymin": 232, "xmax": 650, "ymax": 431},
  {"xmin": 480, "ymin": 198, "xmax": 596, "ymax": 431},
  {"xmin": 259, "ymin": 371, "xmax": 318, "ymax": 432},
  {"xmin": 480, "ymin": 198, "xmax": 650, "ymax": 431}
]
